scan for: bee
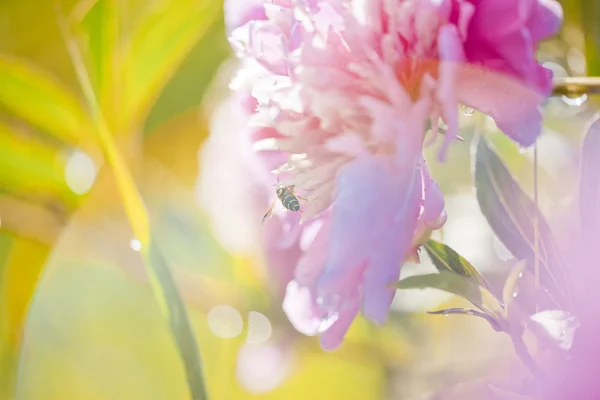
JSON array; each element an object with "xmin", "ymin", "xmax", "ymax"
[{"xmin": 261, "ymin": 183, "xmax": 307, "ymax": 225}]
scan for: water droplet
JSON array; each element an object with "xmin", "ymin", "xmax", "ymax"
[
  {"xmin": 316, "ymin": 297, "xmax": 324, "ymax": 305},
  {"xmin": 463, "ymin": 105, "xmax": 474, "ymax": 116},
  {"xmin": 130, "ymin": 239, "xmax": 142, "ymax": 252},
  {"xmin": 518, "ymin": 272, "xmax": 523, "ymax": 278},
  {"xmin": 512, "ymin": 292, "xmax": 518, "ymax": 298},
  {"xmin": 318, "ymin": 312, "xmax": 339, "ymax": 333},
  {"xmin": 561, "ymin": 329, "xmax": 567, "ymax": 337},
  {"xmin": 518, "ymin": 146, "xmax": 527, "ymax": 154},
  {"xmin": 562, "ymin": 93, "xmax": 588, "ymax": 107}
]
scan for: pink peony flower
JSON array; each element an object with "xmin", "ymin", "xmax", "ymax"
[{"xmin": 225, "ymin": 0, "xmax": 562, "ymax": 349}]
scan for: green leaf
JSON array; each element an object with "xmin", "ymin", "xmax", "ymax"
[
  {"xmin": 427, "ymin": 308, "xmax": 502, "ymax": 331},
  {"xmin": 423, "ymin": 239, "xmax": 492, "ymax": 292},
  {"xmin": 121, "ymin": 0, "xmax": 221, "ymax": 131},
  {"xmin": 0, "ymin": 55, "xmax": 89, "ymax": 145},
  {"xmin": 502, "ymin": 261, "xmax": 527, "ymax": 306},
  {"xmin": 76, "ymin": 0, "xmax": 120, "ymax": 113},
  {"xmin": 393, "ymin": 271, "xmax": 505, "ymax": 321},
  {"xmin": 145, "ymin": 9, "xmax": 230, "ymax": 133},
  {"xmin": 0, "ymin": 123, "xmax": 79, "ymax": 207},
  {"xmin": 473, "ymin": 137, "xmax": 569, "ymax": 309}
]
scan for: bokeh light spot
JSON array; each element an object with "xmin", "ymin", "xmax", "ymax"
[
  {"xmin": 65, "ymin": 150, "xmax": 97, "ymax": 195},
  {"xmin": 245, "ymin": 311, "xmax": 272, "ymax": 344},
  {"xmin": 207, "ymin": 305, "xmax": 243, "ymax": 339}
]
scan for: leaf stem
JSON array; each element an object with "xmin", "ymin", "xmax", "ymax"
[
  {"xmin": 510, "ymin": 332, "xmax": 545, "ymax": 382},
  {"xmin": 55, "ymin": 7, "xmax": 208, "ymax": 399}
]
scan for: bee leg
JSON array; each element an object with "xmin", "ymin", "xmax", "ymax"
[{"xmin": 296, "ymin": 194, "xmax": 308, "ymax": 201}]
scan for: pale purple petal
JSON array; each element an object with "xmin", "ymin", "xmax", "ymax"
[
  {"xmin": 319, "ymin": 298, "xmax": 361, "ymax": 351},
  {"xmin": 361, "ymin": 165, "xmax": 422, "ymax": 323}
]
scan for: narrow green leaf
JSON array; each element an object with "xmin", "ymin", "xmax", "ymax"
[
  {"xmin": 0, "ymin": 55, "xmax": 89, "ymax": 145},
  {"xmin": 427, "ymin": 308, "xmax": 502, "ymax": 331},
  {"xmin": 57, "ymin": 12, "xmax": 208, "ymax": 399},
  {"xmin": 122, "ymin": 0, "xmax": 221, "ymax": 131},
  {"xmin": 473, "ymin": 137, "xmax": 569, "ymax": 309},
  {"xmin": 77, "ymin": 0, "xmax": 120, "ymax": 112},
  {"xmin": 148, "ymin": 238, "xmax": 207, "ymax": 399},
  {"xmin": 423, "ymin": 239, "xmax": 492, "ymax": 291},
  {"xmin": 393, "ymin": 271, "xmax": 505, "ymax": 320}
]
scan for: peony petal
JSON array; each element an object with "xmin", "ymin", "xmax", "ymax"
[
  {"xmin": 282, "ymin": 281, "xmax": 322, "ymax": 336},
  {"xmin": 225, "ymin": 0, "xmax": 267, "ymax": 34},
  {"xmin": 319, "ymin": 298, "xmax": 361, "ymax": 351},
  {"xmin": 455, "ymin": 64, "xmax": 544, "ymax": 146},
  {"xmin": 419, "ymin": 161, "xmax": 445, "ymax": 223},
  {"xmin": 470, "ymin": 0, "xmax": 535, "ymax": 41},
  {"xmin": 436, "ymin": 24, "xmax": 465, "ymax": 161},
  {"xmin": 527, "ymin": 0, "xmax": 563, "ymax": 41},
  {"xmin": 360, "ymin": 160, "xmax": 422, "ymax": 323},
  {"xmin": 295, "ymin": 219, "xmax": 331, "ymax": 285}
]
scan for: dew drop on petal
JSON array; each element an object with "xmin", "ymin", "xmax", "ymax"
[
  {"xmin": 562, "ymin": 93, "xmax": 588, "ymax": 107},
  {"xmin": 518, "ymin": 272, "xmax": 523, "ymax": 278},
  {"xmin": 317, "ymin": 312, "xmax": 339, "ymax": 333},
  {"xmin": 512, "ymin": 292, "xmax": 518, "ymax": 298},
  {"xmin": 462, "ymin": 105, "xmax": 474, "ymax": 116}
]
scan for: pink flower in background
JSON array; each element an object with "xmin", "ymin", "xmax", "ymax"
[{"xmin": 222, "ymin": 0, "xmax": 562, "ymax": 349}]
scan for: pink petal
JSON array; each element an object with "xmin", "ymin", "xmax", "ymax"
[
  {"xmin": 295, "ymin": 219, "xmax": 331, "ymax": 285},
  {"xmin": 527, "ymin": 0, "xmax": 563, "ymax": 41},
  {"xmin": 436, "ymin": 24, "xmax": 465, "ymax": 161},
  {"xmin": 224, "ymin": 0, "xmax": 267, "ymax": 33},
  {"xmin": 282, "ymin": 281, "xmax": 322, "ymax": 336},
  {"xmin": 319, "ymin": 298, "xmax": 361, "ymax": 350},
  {"xmin": 456, "ymin": 64, "xmax": 545, "ymax": 146},
  {"xmin": 470, "ymin": 0, "xmax": 535, "ymax": 41}
]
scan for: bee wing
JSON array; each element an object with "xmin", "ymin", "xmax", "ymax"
[{"xmin": 261, "ymin": 199, "xmax": 278, "ymax": 225}]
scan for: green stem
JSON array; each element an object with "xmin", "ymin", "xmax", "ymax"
[{"xmin": 55, "ymin": 7, "xmax": 208, "ymax": 399}]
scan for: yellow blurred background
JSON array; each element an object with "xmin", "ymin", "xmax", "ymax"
[{"xmin": 0, "ymin": 0, "xmax": 595, "ymax": 399}]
